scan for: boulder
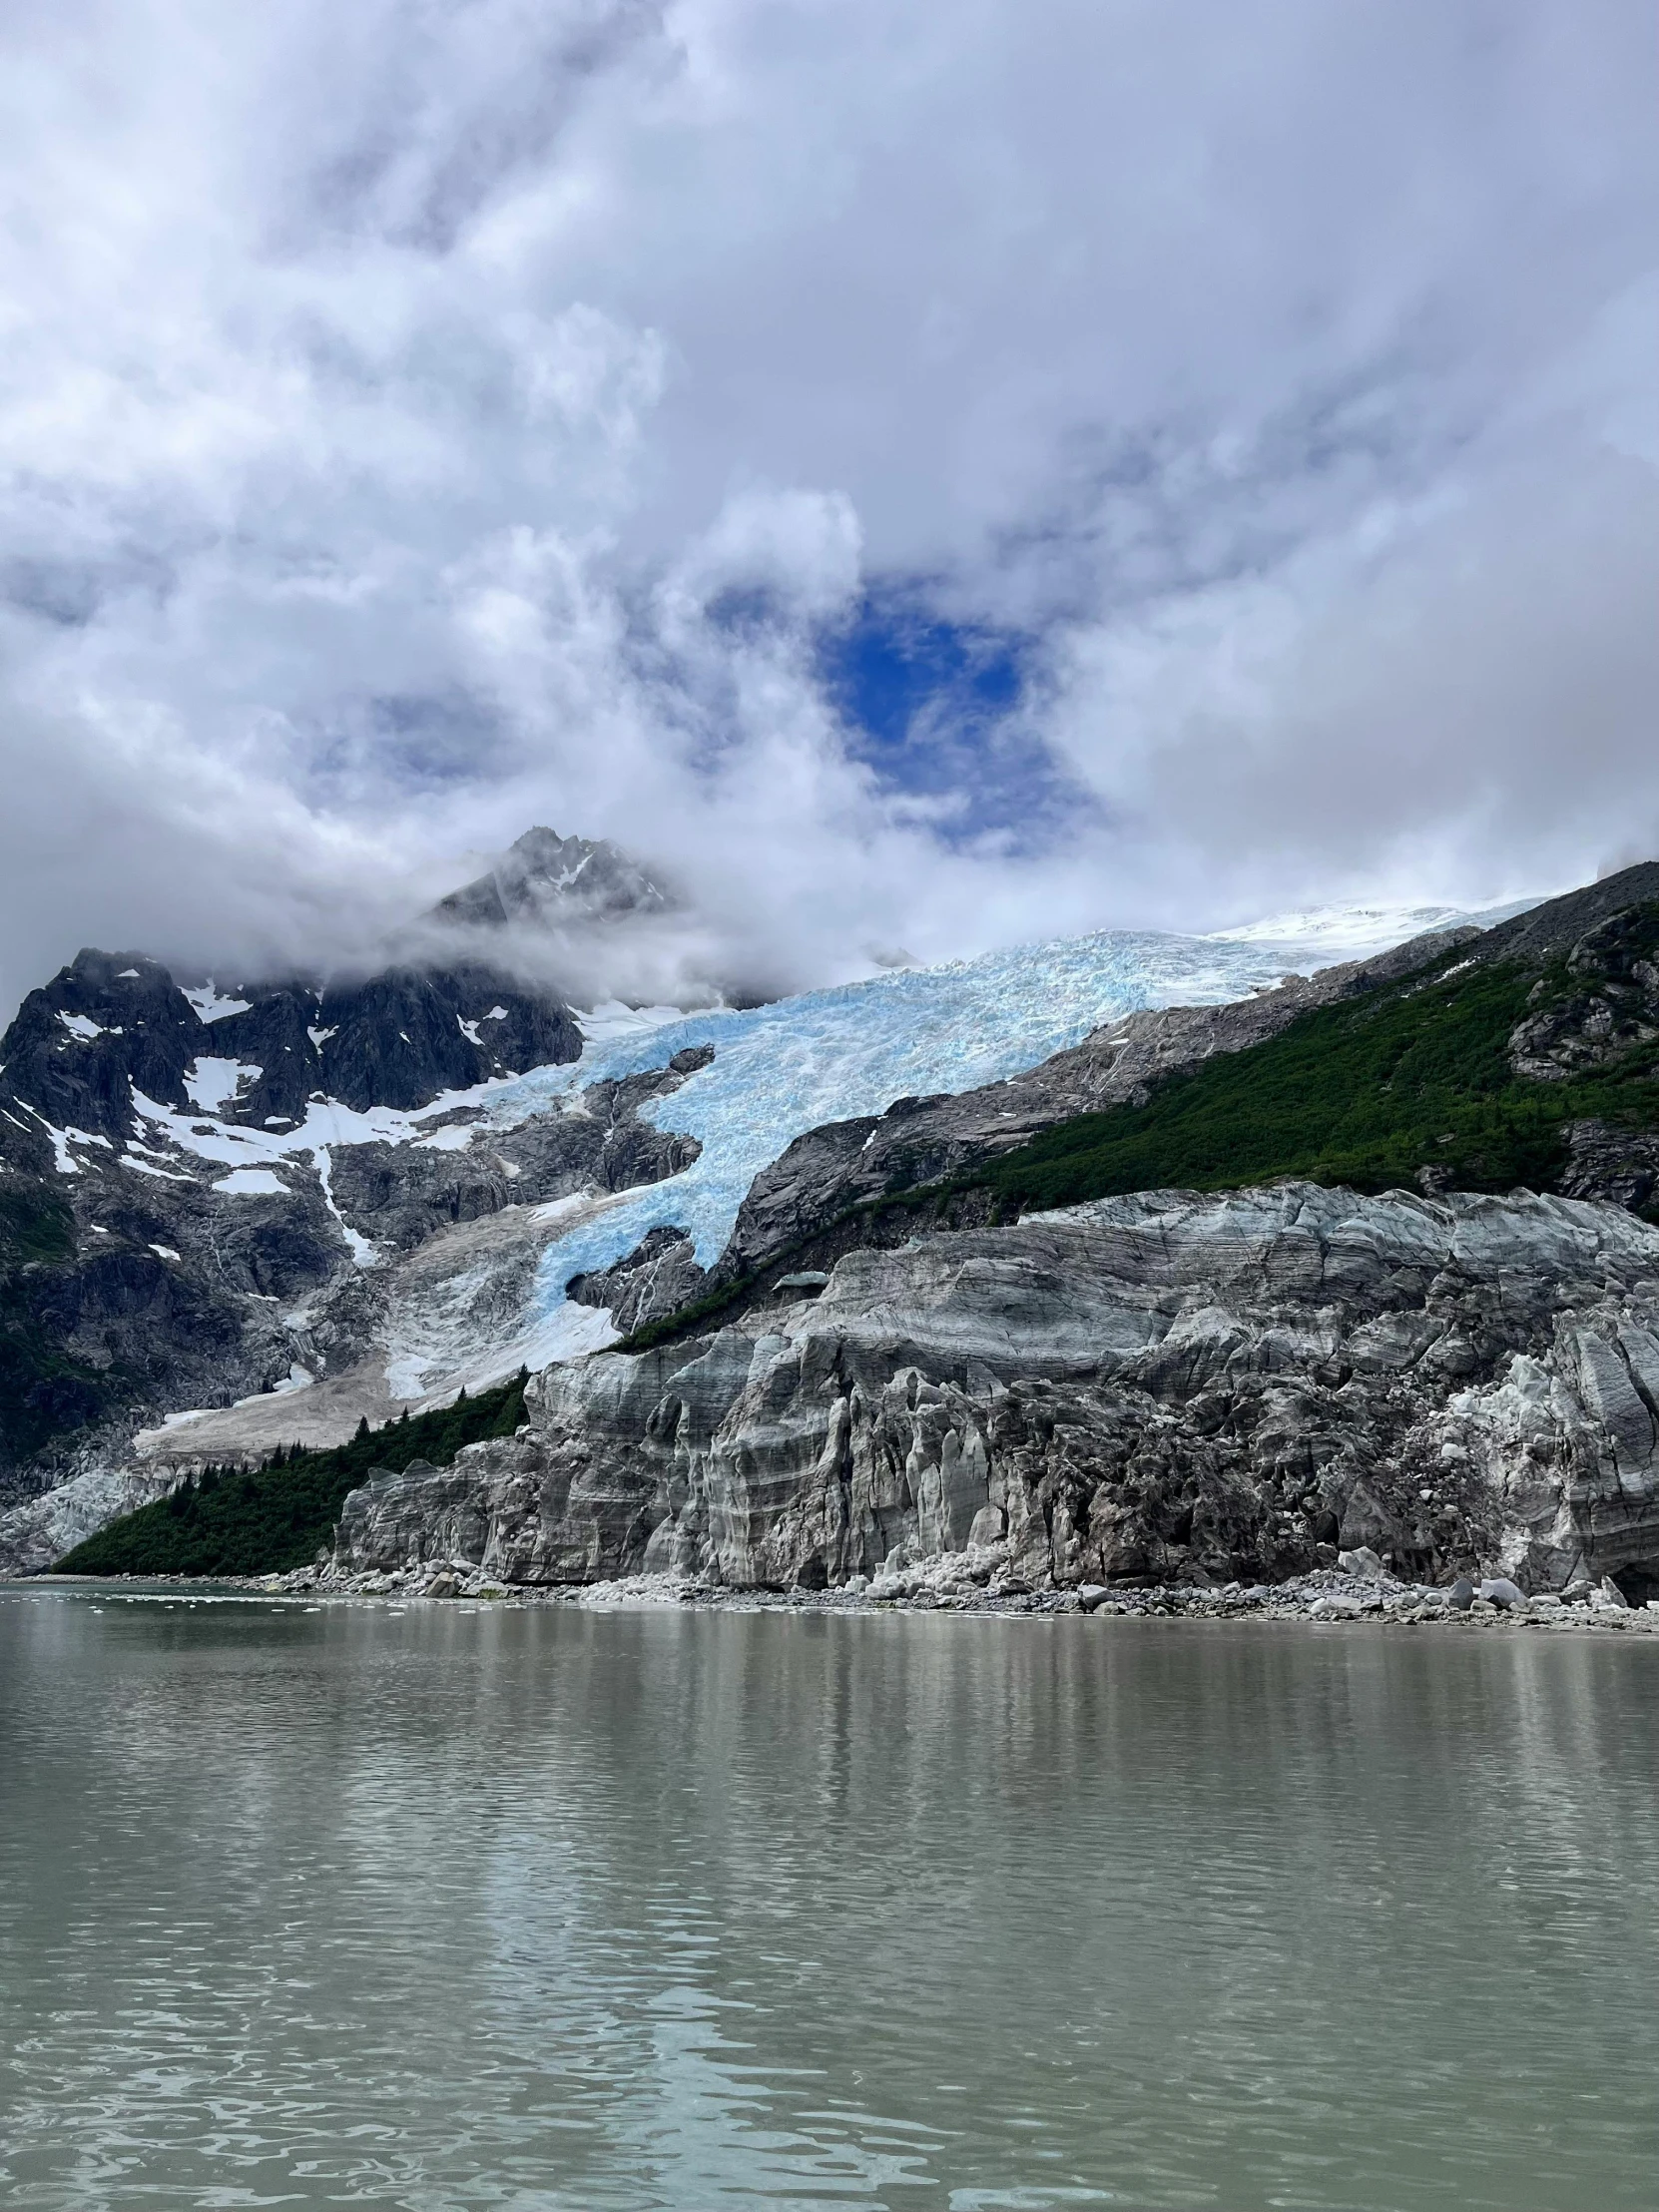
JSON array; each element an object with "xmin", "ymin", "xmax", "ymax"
[
  {"xmin": 1338, "ymin": 1545, "xmax": 1386, "ymax": 1580},
  {"xmin": 1477, "ymin": 1577, "xmax": 1526, "ymax": 1610}
]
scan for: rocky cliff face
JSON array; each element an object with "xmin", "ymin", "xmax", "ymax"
[{"xmin": 334, "ymin": 1183, "xmax": 1659, "ymax": 1601}]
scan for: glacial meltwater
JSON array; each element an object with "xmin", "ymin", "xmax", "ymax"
[{"xmin": 3, "ymin": 1590, "xmax": 1657, "ymax": 2210}]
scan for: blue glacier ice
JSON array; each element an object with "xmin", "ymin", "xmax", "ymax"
[{"xmin": 473, "ymin": 922, "xmax": 1344, "ymax": 1365}]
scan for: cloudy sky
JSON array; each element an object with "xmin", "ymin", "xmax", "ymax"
[{"xmin": 1, "ymin": 0, "xmax": 1656, "ymax": 1011}]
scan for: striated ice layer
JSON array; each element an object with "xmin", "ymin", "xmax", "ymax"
[{"xmin": 469, "ymin": 924, "xmax": 1334, "ymax": 1353}]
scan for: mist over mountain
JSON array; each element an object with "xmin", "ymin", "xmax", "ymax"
[{"xmin": 398, "ymin": 827, "xmax": 783, "ymax": 1012}]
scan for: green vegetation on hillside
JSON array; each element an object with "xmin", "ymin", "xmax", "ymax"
[
  {"xmin": 0, "ymin": 1183, "xmax": 119, "ymax": 1464},
  {"xmin": 55, "ymin": 1372, "xmax": 529, "ymax": 1578},
  {"xmin": 0, "ymin": 1187, "xmax": 76, "ymax": 1266},
  {"xmin": 969, "ymin": 948, "xmax": 1659, "ymax": 1213}
]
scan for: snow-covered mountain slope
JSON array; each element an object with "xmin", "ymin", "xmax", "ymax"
[
  {"xmin": 120, "ymin": 918, "xmax": 1383, "ymax": 1422},
  {"xmin": 1208, "ymin": 895, "xmax": 1541, "ymax": 958}
]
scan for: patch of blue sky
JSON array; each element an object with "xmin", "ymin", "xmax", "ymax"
[
  {"xmin": 817, "ymin": 592, "xmax": 1076, "ymax": 843},
  {"xmin": 487, "ymin": 922, "xmax": 1315, "ymax": 1341}
]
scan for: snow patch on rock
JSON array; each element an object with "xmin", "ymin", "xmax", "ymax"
[
  {"xmin": 212, "ymin": 1167, "xmax": 289, "ymax": 1196},
  {"xmin": 182, "ymin": 984, "xmax": 253, "ymax": 1023}
]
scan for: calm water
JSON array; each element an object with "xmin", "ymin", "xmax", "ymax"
[{"xmin": 2, "ymin": 1590, "xmax": 1658, "ymax": 2210}]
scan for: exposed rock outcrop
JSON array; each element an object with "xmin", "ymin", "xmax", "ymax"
[
  {"xmin": 334, "ymin": 1182, "xmax": 1659, "ymax": 1600},
  {"xmin": 567, "ymin": 1228, "xmax": 708, "ymax": 1334},
  {"xmin": 1506, "ymin": 905, "xmax": 1659, "ymax": 1082},
  {"xmin": 323, "ymin": 1053, "xmax": 708, "ymax": 1256}
]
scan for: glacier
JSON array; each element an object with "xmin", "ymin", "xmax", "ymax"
[
  {"xmin": 437, "ymin": 922, "xmax": 1392, "ymax": 1374},
  {"xmin": 132, "ymin": 904, "xmax": 1492, "ymax": 1405}
]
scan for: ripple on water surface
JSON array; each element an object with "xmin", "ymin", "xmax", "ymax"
[{"xmin": 1, "ymin": 1590, "xmax": 1657, "ymax": 2210}]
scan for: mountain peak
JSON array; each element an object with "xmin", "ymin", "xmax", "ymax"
[{"xmin": 430, "ymin": 829, "xmax": 672, "ymax": 932}]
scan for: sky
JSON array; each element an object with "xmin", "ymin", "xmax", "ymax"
[{"xmin": 1, "ymin": 0, "xmax": 1657, "ymax": 1015}]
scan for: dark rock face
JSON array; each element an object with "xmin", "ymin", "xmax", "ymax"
[
  {"xmin": 1506, "ymin": 905, "xmax": 1659, "ymax": 1083},
  {"xmin": 567, "ymin": 1228, "xmax": 708, "ymax": 1334},
  {"xmin": 334, "ymin": 1184, "xmax": 1659, "ymax": 1598},
  {"xmin": 0, "ymin": 950, "xmax": 201, "ymax": 1157},
  {"xmin": 310, "ymin": 965, "xmax": 581, "ymax": 1113},
  {"xmin": 429, "ymin": 827, "xmax": 672, "ymax": 930},
  {"xmin": 0, "ymin": 1164, "xmax": 344, "ymax": 1507},
  {"xmin": 1470, "ymin": 860, "xmax": 1659, "ymax": 968},
  {"xmin": 0, "ymin": 953, "xmax": 582, "ymax": 1167},
  {"xmin": 208, "ymin": 987, "xmax": 328, "ymax": 1128}
]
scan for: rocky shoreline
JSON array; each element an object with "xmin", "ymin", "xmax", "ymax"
[{"xmin": 39, "ymin": 1544, "xmax": 1659, "ymax": 1631}]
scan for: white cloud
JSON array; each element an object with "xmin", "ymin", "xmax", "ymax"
[{"xmin": 0, "ymin": 0, "xmax": 1655, "ymax": 1014}]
